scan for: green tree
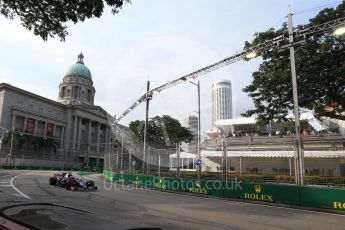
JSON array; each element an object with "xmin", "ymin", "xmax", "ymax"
[
  {"xmin": 129, "ymin": 115, "xmax": 193, "ymax": 149},
  {"xmin": 2, "ymin": 131, "xmax": 59, "ymax": 154},
  {"xmin": 0, "ymin": 0, "xmax": 130, "ymax": 41},
  {"xmin": 242, "ymin": 2, "xmax": 345, "ymax": 125}
]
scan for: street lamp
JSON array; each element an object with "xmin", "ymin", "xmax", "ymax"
[
  {"xmin": 182, "ymin": 79, "xmax": 201, "ymax": 180},
  {"xmin": 215, "ymin": 126, "xmax": 227, "ymax": 183},
  {"xmin": 288, "ymin": 6, "xmax": 305, "ymax": 186},
  {"xmin": 116, "ymin": 129, "xmax": 124, "ymax": 173},
  {"xmin": 333, "ymin": 26, "xmax": 345, "ymax": 37},
  {"xmin": 245, "ymin": 51, "xmax": 257, "ymax": 59},
  {"xmin": 143, "ymin": 80, "xmax": 151, "ymax": 176}
]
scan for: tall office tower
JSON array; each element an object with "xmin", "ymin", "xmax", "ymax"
[
  {"xmin": 212, "ymin": 80, "xmax": 232, "ymax": 127},
  {"xmin": 183, "ymin": 115, "xmax": 198, "ymax": 154}
]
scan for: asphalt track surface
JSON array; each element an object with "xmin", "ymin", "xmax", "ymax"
[{"xmin": 0, "ymin": 170, "xmax": 344, "ymax": 230}]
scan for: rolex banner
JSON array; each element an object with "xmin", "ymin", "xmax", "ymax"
[
  {"xmin": 46, "ymin": 123, "xmax": 54, "ymax": 136},
  {"xmin": 104, "ymin": 171, "xmax": 345, "ymax": 212},
  {"xmin": 26, "ymin": 118, "xmax": 35, "ymax": 133}
]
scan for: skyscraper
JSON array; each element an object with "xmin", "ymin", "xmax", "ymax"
[
  {"xmin": 183, "ymin": 115, "xmax": 198, "ymax": 154},
  {"xmin": 212, "ymin": 80, "xmax": 232, "ymax": 127}
]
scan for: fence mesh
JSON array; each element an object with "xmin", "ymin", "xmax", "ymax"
[{"xmin": 105, "ymin": 132, "xmax": 345, "ymax": 188}]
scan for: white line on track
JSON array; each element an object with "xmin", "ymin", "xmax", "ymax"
[
  {"xmin": 9, "ymin": 174, "xmax": 31, "ymax": 199},
  {"xmin": 0, "ymin": 174, "xmax": 12, "ymax": 178}
]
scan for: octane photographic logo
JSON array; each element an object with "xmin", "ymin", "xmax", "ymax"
[
  {"xmin": 133, "ymin": 176, "xmax": 142, "ymax": 186},
  {"xmin": 103, "ymin": 172, "xmax": 244, "ymax": 193},
  {"xmin": 153, "ymin": 178, "xmax": 167, "ymax": 189},
  {"xmin": 103, "ymin": 174, "xmax": 137, "ymax": 192},
  {"xmin": 118, "ymin": 174, "xmax": 125, "ymax": 183}
]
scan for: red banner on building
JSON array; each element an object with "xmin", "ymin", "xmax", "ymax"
[
  {"xmin": 26, "ymin": 118, "xmax": 35, "ymax": 133},
  {"xmin": 46, "ymin": 123, "xmax": 54, "ymax": 136}
]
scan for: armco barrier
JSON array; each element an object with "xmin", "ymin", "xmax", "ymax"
[{"xmin": 103, "ymin": 171, "xmax": 345, "ymax": 212}]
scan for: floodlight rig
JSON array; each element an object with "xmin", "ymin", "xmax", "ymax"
[{"xmin": 114, "ymin": 16, "xmax": 345, "ymax": 124}]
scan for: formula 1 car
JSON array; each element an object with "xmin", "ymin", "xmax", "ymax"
[{"xmin": 49, "ymin": 172, "xmax": 97, "ymax": 191}]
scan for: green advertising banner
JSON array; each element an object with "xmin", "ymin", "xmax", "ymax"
[
  {"xmin": 102, "ymin": 171, "xmax": 345, "ymax": 212},
  {"xmin": 235, "ymin": 183, "xmax": 300, "ymax": 206},
  {"xmin": 300, "ymin": 186, "xmax": 345, "ymax": 211}
]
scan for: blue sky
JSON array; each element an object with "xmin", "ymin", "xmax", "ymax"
[{"xmin": 0, "ymin": 0, "xmax": 341, "ymax": 134}]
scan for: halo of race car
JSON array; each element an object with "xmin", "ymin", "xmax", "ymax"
[{"xmin": 49, "ymin": 172, "xmax": 97, "ymax": 191}]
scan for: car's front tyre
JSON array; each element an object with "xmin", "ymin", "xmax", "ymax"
[{"xmin": 49, "ymin": 177, "xmax": 57, "ymax": 185}]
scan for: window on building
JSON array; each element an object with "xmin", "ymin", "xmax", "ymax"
[
  {"xmin": 188, "ymin": 161, "xmax": 194, "ymax": 170},
  {"xmin": 61, "ymin": 87, "xmax": 66, "ymax": 97},
  {"xmin": 28, "ymin": 105, "xmax": 33, "ymax": 111},
  {"xmin": 18, "ymin": 101, "xmax": 23, "ymax": 107},
  {"xmin": 55, "ymin": 126, "xmax": 62, "ymax": 138},
  {"xmin": 74, "ymin": 86, "xmax": 78, "ymax": 98},
  {"xmin": 48, "ymin": 111, "xmax": 52, "ymax": 116},
  {"xmin": 37, "ymin": 121, "xmax": 45, "ymax": 135},
  {"xmin": 171, "ymin": 158, "xmax": 176, "ymax": 168},
  {"xmin": 46, "ymin": 123, "xmax": 54, "ymax": 136},
  {"xmin": 15, "ymin": 116, "xmax": 25, "ymax": 131},
  {"xmin": 26, "ymin": 118, "xmax": 35, "ymax": 133},
  {"xmin": 39, "ymin": 107, "xmax": 43, "ymax": 113},
  {"xmin": 88, "ymin": 89, "xmax": 91, "ymax": 101}
]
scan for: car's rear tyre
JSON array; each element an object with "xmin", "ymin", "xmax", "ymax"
[
  {"xmin": 65, "ymin": 184, "xmax": 71, "ymax": 190},
  {"xmin": 49, "ymin": 177, "xmax": 57, "ymax": 185},
  {"xmin": 86, "ymin": 180, "xmax": 94, "ymax": 187}
]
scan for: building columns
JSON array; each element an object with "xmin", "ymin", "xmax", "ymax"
[
  {"xmin": 105, "ymin": 126, "xmax": 109, "ymax": 153},
  {"xmin": 77, "ymin": 117, "xmax": 82, "ymax": 150},
  {"xmin": 23, "ymin": 117, "xmax": 28, "ymax": 132},
  {"xmin": 87, "ymin": 120, "xmax": 92, "ymax": 151},
  {"xmin": 34, "ymin": 119, "xmax": 38, "ymax": 134},
  {"xmin": 72, "ymin": 116, "xmax": 78, "ymax": 149},
  {"xmin": 60, "ymin": 126, "xmax": 65, "ymax": 149},
  {"xmin": 43, "ymin": 121, "xmax": 47, "ymax": 137},
  {"xmin": 96, "ymin": 123, "xmax": 101, "ymax": 152},
  {"xmin": 11, "ymin": 114, "xmax": 17, "ymax": 130}
]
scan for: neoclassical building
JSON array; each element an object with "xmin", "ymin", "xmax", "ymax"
[{"xmin": 0, "ymin": 53, "xmax": 114, "ymax": 167}]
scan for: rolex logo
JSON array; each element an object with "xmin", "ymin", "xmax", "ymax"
[
  {"xmin": 188, "ymin": 180, "xmax": 207, "ymax": 194},
  {"xmin": 254, "ymin": 185, "xmax": 262, "ymax": 193}
]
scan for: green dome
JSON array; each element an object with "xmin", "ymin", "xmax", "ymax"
[{"xmin": 65, "ymin": 53, "xmax": 92, "ymax": 80}]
